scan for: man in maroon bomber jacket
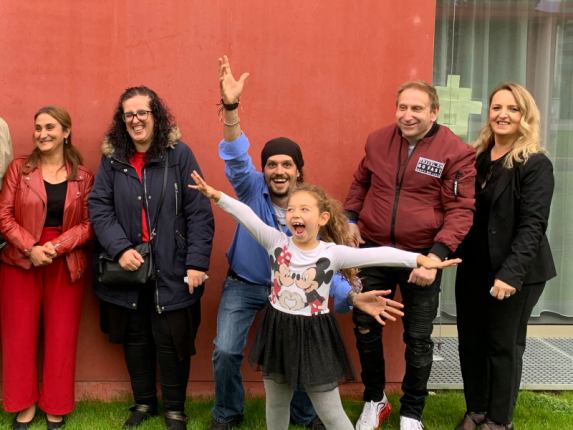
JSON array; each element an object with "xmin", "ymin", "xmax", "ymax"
[{"xmin": 345, "ymin": 81, "xmax": 476, "ymax": 430}]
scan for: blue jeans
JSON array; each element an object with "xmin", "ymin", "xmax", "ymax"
[{"xmin": 212, "ymin": 276, "xmax": 316, "ymax": 425}]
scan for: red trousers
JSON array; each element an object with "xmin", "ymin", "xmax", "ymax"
[{"xmin": 0, "ymin": 227, "xmax": 84, "ymax": 414}]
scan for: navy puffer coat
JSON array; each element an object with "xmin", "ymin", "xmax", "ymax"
[{"xmin": 88, "ymin": 127, "xmax": 214, "ymax": 312}]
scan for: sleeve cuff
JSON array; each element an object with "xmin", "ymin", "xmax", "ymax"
[
  {"xmin": 115, "ymin": 246, "xmax": 133, "ymax": 261},
  {"xmin": 218, "ymin": 132, "xmax": 249, "ymax": 160},
  {"xmin": 494, "ymin": 273, "xmax": 523, "ymax": 292},
  {"xmin": 429, "ymin": 242, "xmax": 451, "ymax": 261},
  {"xmin": 186, "ymin": 265, "xmax": 209, "ymax": 272},
  {"xmin": 345, "ymin": 210, "xmax": 359, "ymax": 223}
]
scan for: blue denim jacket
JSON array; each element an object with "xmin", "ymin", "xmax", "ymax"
[{"xmin": 219, "ymin": 132, "xmax": 352, "ymax": 313}]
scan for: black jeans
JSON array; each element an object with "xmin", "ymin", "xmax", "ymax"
[
  {"xmin": 123, "ymin": 287, "xmax": 192, "ymax": 412},
  {"xmin": 353, "ymin": 265, "xmax": 441, "ymax": 420},
  {"xmin": 456, "ymin": 262, "xmax": 545, "ymax": 424}
]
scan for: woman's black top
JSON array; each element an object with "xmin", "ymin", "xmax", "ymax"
[
  {"xmin": 44, "ymin": 180, "xmax": 68, "ymax": 227},
  {"xmin": 464, "ymin": 149, "xmax": 507, "ymax": 264}
]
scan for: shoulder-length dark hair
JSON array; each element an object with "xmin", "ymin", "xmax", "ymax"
[
  {"xmin": 23, "ymin": 106, "xmax": 83, "ymax": 180},
  {"xmin": 105, "ymin": 86, "xmax": 175, "ymax": 162}
]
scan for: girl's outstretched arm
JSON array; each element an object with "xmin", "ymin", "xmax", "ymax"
[
  {"xmin": 331, "ymin": 245, "xmax": 461, "ymax": 271},
  {"xmin": 189, "ymin": 171, "xmax": 284, "ymax": 250}
]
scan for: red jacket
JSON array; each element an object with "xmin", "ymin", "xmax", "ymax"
[
  {"xmin": 0, "ymin": 157, "xmax": 94, "ymax": 282},
  {"xmin": 344, "ymin": 124, "xmax": 476, "ymax": 259}
]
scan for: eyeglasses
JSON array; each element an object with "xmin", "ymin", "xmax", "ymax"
[{"xmin": 122, "ymin": 110, "xmax": 152, "ymax": 122}]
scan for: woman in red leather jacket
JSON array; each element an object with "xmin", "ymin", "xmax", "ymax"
[{"xmin": 0, "ymin": 106, "xmax": 93, "ymax": 430}]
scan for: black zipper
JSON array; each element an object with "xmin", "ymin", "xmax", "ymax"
[
  {"xmin": 390, "ymin": 141, "xmax": 418, "ymax": 247},
  {"xmin": 174, "ymin": 183, "xmax": 178, "ymax": 216},
  {"xmin": 143, "ymin": 166, "xmax": 162, "ymax": 314},
  {"xmin": 453, "ymin": 171, "xmax": 462, "ymax": 202}
]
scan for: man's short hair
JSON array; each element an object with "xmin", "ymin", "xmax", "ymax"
[{"xmin": 396, "ymin": 81, "xmax": 440, "ymax": 112}]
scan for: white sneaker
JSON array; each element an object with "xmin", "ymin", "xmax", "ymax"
[
  {"xmin": 355, "ymin": 394, "xmax": 392, "ymax": 430},
  {"xmin": 400, "ymin": 416, "xmax": 424, "ymax": 430}
]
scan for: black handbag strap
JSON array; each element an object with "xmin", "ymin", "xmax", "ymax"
[{"xmin": 150, "ymin": 151, "xmax": 169, "ymax": 240}]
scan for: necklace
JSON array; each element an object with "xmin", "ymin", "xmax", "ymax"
[{"xmin": 45, "ymin": 164, "xmax": 65, "ymax": 177}]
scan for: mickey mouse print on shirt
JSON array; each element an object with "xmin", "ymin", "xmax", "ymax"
[
  {"xmin": 269, "ymin": 246, "xmax": 307, "ymax": 312},
  {"xmin": 269, "ymin": 246, "xmax": 295, "ymax": 305},
  {"xmin": 294, "ymin": 258, "xmax": 333, "ymax": 315},
  {"xmin": 269, "ymin": 245, "xmax": 336, "ymax": 315}
]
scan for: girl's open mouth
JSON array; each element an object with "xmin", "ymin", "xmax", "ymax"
[{"xmin": 292, "ymin": 222, "xmax": 306, "ymax": 236}]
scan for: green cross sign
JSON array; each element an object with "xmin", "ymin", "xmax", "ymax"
[{"xmin": 435, "ymin": 75, "xmax": 482, "ymax": 138}]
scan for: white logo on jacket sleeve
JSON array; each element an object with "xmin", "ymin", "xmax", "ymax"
[{"xmin": 415, "ymin": 157, "xmax": 445, "ymax": 178}]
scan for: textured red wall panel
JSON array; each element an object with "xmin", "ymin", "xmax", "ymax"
[{"xmin": 0, "ymin": 0, "xmax": 436, "ymax": 392}]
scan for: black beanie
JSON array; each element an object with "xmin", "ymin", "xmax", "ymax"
[{"xmin": 261, "ymin": 137, "xmax": 304, "ymax": 172}]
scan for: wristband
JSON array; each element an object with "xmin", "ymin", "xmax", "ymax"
[{"xmin": 217, "ymin": 98, "xmax": 240, "ymax": 116}]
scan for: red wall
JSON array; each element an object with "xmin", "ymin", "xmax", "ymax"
[{"xmin": 0, "ymin": 1, "xmax": 436, "ymax": 396}]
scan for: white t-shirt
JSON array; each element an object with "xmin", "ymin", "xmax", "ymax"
[
  {"xmin": 217, "ymin": 193, "xmax": 419, "ymax": 316},
  {"xmin": 408, "ymin": 143, "xmax": 416, "ymax": 156},
  {"xmin": 273, "ymin": 203, "xmax": 287, "ymax": 229}
]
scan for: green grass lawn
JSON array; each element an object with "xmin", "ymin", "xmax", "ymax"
[{"xmin": 1, "ymin": 391, "xmax": 572, "ymax": 429}]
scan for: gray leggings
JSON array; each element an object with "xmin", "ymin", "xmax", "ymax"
[{"xmin": 263, "ymin": 378, "xmax": 354, "ymax": 430}]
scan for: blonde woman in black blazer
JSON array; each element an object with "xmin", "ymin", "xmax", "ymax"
[{"xmin": 453, "ymin": 83, "xmax": 556, "ymax": 430}]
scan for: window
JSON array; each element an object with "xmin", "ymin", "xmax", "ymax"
[{"xmin": 433, "ymin": 0, "xmax": 573, "ymax": 320}]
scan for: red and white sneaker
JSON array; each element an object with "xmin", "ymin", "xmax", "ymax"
[{"xmin": 355, "ymin": 395, "xmax": 392, "ymax": 430}]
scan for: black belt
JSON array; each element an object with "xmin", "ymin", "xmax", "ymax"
[{"xmin": 227, "ymin": 269, "xmax": 259, "ymax": 285}]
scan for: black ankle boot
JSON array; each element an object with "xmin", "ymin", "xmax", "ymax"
[
  {"xmin": 164, "ymin": 411, "xmax": 188, "ymax": 430},
  {"xmin": 123, "ymin": 404, "xmax": 158, "ymax": 428}
]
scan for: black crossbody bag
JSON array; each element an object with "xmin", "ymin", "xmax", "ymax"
[{"xmin": 99, "ymin": 152, "xmax": 169, "ymax": 286}]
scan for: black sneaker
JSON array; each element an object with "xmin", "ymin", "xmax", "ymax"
[
  {"xmin": 306, "ymin": 415, "xmax": 326, "ymax": 430},
  {"xmin": 207, "ymin": 415, "xmax": 244, "ymax": 430},
  {"xmin": 290, "ymin": 415, "xmax": 326, "ymax": 430}
]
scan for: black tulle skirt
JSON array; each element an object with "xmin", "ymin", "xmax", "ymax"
[{"xmin": 248, "ymin": 302, "xmax": 356, "ymax": 392}]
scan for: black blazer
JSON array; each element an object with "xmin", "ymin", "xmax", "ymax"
[{"xmin": 459, "ymin": 151, "xmax": 556, "ymax": 290}]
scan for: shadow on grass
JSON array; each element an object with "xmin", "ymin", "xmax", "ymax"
[{"xmin": 0, "ymin": 391, "xmax": 572, "ymax": 429}]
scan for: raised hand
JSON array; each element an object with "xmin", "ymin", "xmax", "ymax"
[
  {"xmin": 189, "ymin": 171, "xmax": 222, "ymax": 202},
  {"xmin": 219, "ymin": 55, "xmax": 249, "ymax": 104}
]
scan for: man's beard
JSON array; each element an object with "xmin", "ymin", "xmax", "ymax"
[{"xmin": 267, "ymin": 175, "xmax": 292, "ymax": 198}]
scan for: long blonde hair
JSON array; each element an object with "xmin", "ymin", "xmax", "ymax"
[
  {"xmin": 291, "ymin": 185, "xmax": 361, "ymax": 291},
  {"xmin": 473, "ymin": 82, "xmax": 545, "ymax": 168}
]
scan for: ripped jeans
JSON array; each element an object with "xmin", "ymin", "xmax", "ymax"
[{"xmin": 352, "ymin": 265, "xmax": 441, "ymax": 420}]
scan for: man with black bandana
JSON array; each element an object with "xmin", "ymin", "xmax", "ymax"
[
  {"xmin": 345, "ymin": 81, "xmax": 476, "ymax": 430},
  {"xmin": 209, "ymin": 56, "xmax": 405, "ymax": 430}
]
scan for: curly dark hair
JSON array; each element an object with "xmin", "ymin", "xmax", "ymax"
[{"xmin": 105, "ymin": 86, "xmax": 175, "ymax": 162}]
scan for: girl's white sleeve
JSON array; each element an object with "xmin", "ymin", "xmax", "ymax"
[
  {"xmin": 215, "ymin": 192, "xmax": 284, "ymax": 250},
  {"xmin": 329, "ymin": 244, "xmax": 419, "ymax": 270}
]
